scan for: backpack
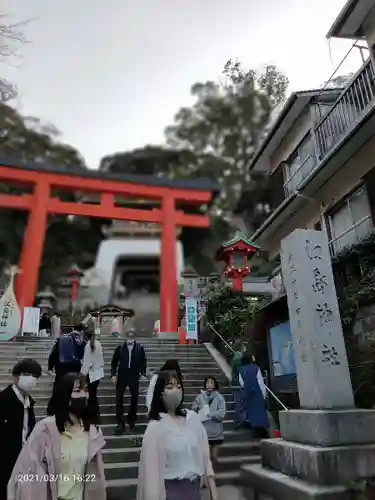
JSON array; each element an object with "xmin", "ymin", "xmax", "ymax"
[{"xmin": 58, "ymin": 335, "xmax": 79, "ymax": 363}]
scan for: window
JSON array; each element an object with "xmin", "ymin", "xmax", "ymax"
[
  {"xmin": 283, "ymin": 134, "xmax": 317, "ymax": 196},
  {"xmin": 327, "ymin": 186, "xmax": 373, "ymax": 255}
]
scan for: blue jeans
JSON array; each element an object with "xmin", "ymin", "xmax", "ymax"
[{"xmin": 232, "ymin": 387, "xmax": 244, "ymax": 428}]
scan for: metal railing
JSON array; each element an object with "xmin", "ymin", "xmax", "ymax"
[
  {"xmin": 207, "ymin": 322, "xmax": 288, "ymax": 411},
  {"xmin": 329, "ymin": 215, "xmax": 373, "ymax": 255},
  {"xmin": 315, "ymin": 59, "xmax": 375, "ymax": 159}
]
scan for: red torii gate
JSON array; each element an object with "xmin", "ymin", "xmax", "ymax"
[{"xmin": 0, "ymin": 159, "xmax": 217, "ymax": 333}]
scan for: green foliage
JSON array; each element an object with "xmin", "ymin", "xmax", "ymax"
[
  {"xmin": 205, "ymin": 285, "xmax": 264, "ymax": 343},
  {"xmin": 0, "ymin": 102, "xmax": 104, "ymax": 290},
  {"xmin": 166, "ymin": 60, "xmax": 288, "ymax": 217},
  {"xmin": 99, "ymin": 60, "xmax": 288, "ymax": 271},
  {"xmin": 99, "ymin": 146, "xmax": 196, "ymax": 179},
  {"xmin": 332, "ymin": 233, "xmax": 375, "ymax": 408}
]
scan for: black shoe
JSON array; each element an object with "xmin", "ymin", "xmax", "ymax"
[{"xmin": 114, "ymin": 424, "xmax": 125, "ymax": 435}]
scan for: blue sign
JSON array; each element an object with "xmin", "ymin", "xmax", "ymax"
[
  {"xmin": 269, "ymin": 321, "xmax": 296, "ymax": 377},
  {"xmin": 185, "ymin": 297, "xmax": 198, "ymax": 340}
]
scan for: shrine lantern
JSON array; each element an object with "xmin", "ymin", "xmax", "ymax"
[
  {"xmin": 67, "ymin": 265, "xmax": 84, "ymax": 302},
  {"xmin": 216, "ymin": 232, "xmax": 259, "ymax": 291}
]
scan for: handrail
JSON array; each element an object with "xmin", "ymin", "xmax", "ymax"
[{"xmin": 207, "ymin": 322, "xmax": 289, "ymax": 411}]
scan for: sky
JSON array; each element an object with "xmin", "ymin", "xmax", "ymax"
[{"xmin": 1, "ymin": 0, "xmax": 365, "ymax": 169}]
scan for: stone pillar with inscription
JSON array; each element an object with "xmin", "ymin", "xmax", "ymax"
[{"xmin": 241, "ymin": 229, "xmax": 375, "ymax": 500}]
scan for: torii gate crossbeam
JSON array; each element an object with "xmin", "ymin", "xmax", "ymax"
[{"xmin": 0, "ymin": 160, "xmax": 217, "ymax": 333}]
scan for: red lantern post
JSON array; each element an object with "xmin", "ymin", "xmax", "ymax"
[
  {"xmin": 216, "ymin": 232, "xmax": 259, "ymax": 291},
  {"xmin": 67, "ymin": 265, "xmax": 84, "ymax": 302}
]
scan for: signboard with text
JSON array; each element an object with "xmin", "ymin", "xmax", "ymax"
[{"xmin": 185, "ymin": 297, "xmax": 198, "ymax": 340}]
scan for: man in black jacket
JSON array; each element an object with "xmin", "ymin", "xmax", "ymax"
[
  {"xmin": 0, "ymin": 358, "xmax": 42, "ymax": 500},
  {"xmin": 111, "ymin": 330, "xmax": 147, "ymax": 435}
]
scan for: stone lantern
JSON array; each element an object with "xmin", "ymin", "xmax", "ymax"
[{"xmin": 36, "ymin": 286, "xmax": 55, "ymax": 314}]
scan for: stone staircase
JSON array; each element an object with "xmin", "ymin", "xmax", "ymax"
[{"xmin": 0, "ymin": 334, "xmax": 259, "ymax": 499}]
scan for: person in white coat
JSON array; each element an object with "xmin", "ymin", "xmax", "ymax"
[
  {"xmin": 81, "ymin": 331, "xmax": 104, "ymax": 420},
  {"xmin": 146, "ymin": 359, "xmax": 183, "ymax": 413}
]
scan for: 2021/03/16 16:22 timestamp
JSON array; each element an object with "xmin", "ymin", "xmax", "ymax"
[{"xmin": 17, "ymin": 473, "xmax": 96, "ymax": 483}]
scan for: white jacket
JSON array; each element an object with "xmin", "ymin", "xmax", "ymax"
[{"xmin": 81, "ymin": 340, "xmax": 105, "ymax": 383}]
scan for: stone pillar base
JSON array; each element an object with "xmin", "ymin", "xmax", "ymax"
[
  {"xmin": 279, "ymin": 409, "xmax": 375, "ymax": 446},
  {"xmin": 261, "ymin": 438, "xmax": 375, "ymax": 485},
  {"xmin": 241, "ymin": 463, "xmax": 350, "ymax": 500},
  {"xmin": 241, "ymin": 409, "xmax": 375, "ymax": 499}
]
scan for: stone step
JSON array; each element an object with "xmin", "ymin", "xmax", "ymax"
[
  {"xmin": 104, "ymin": 454, "xmax": 258, "ymax": 480},
  {"xmin": 0, "ymin": 364, "xmax": 225, "ymax": 374},
  {"xmin": 106, "ymin": 471, "xmax": 242, "ymax": 499},
  {"xmin": 103, "ymin": 429, "xmax": 252, "ymax": 449},
  {"xmin": 33, "ymin": 393, "xmax": 235, "ymax": 406},
  {"xmin": 102, "ymin": 441, "xmax": 260, "ymax": 464},
  {"xmin": 11, "ymin": 337, "xmax": 179, "ymax": 344},
  {"xmin": 36, "ymin": 410, "xmax": 236, "ymax": 424},
  {"xmin": 34, "ymin": 401, "xmax": 236, "ymax": 416},
  {"xmin": 0, "ymin": 365, "xmax": 228, "ymax": 380},
  {"xmin": 0, "ymin": 353, "xmax": 214, "ymax": 362},
  {"xmin": 0, "ymin": 381, "xmax": 231, "ymax": 395},
  {"xmin": 98, "ymin": 420, "xmax": 236, "ymax": 437}
]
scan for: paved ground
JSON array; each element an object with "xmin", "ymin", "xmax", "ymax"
[{"xmin": 202, "ymin": 485, "xmax": 246, "ymax": 500}]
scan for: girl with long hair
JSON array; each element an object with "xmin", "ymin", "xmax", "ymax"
[
  {"xmin": 138, "ymin": 371, "xmax": 218, "ymax": 500},
  {"xmin": 81, "ymin": 330, "xmax": 104, "ymax": 419},
  {"xmin": 145, "ymin": 359, "xmax": 184, "ymax": 413},
  {"xmin": 8, "ymin": 373, "xmax": 106, "ymax": 500}
]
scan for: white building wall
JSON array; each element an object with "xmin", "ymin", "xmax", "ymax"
[{"xmin": 94, "ymin": 238, "xmax": 184, "ymax": 294}]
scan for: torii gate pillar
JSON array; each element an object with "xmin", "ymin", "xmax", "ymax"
[{"xmin": 159, "ymin": 194, "xmax": 178, "ymax": 333}]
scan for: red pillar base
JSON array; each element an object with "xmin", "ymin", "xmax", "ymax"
[{"xmin": 233, "ymin": 277, "xmax": 243, "ymax": 291}]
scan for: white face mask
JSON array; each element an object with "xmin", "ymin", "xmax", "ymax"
[{"xmin": 18, "ymin": 375, "xmax": 37, "ymax": 393}]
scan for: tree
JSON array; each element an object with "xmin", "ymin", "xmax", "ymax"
[
  {"xmin": 325, "ymin": 73, "xmax": 354, "ymax": 89},
  {"xmin": 99, "ymin": 60, "xmax": 288, "ymax": 274},
  {"xmin": 0, "ymin": 102, "xmax": 104, "ymax": 290},
  {"xmin": 0, "ymin": 14, "xmax": 27, "ymax": 102},
  {"xmin": 99, "ymin": 146, "xmax": 195, "ymax": 178},
  {"xmin": 165, "ymin": 59, "xmax": 289, "ymax": 218}
]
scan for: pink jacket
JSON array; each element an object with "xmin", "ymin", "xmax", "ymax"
[
  {"xmin": 8, "ymin": 417, "xmax": 106, "ymax": 500},
  {"xmin": 137, "ymin": 411, "xmax": 214, "ymax": 500}
]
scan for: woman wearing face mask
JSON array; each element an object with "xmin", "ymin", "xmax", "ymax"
[
  {"xmin": 8, "ymin": 373, "xmax": 106, "ymax": 500},
  {"xmin": 81, "ymin": 330, "xmax": 104, "ymax": 419},
  {"xmin": 192, "ymin": 376, "xmax": 226, "ymax": 462},
  {"xmin": 145, "ymin": 359, "xmax": 183, "ymax": 413},
  {"xmin": 137, "ymin": 371, "xmax": 218, "ymax": 500},
  {"xmin": 0, "ymin": 359, "xmax": 41, "ymax": 500}
]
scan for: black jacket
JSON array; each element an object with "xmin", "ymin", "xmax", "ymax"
[
  {"xmin": 0, "ymin": 385, "xmax": 36, "ymax": 500},
  {"xmin": 111, "ymin": 341, "xmax": 147, "ymax": 381}
]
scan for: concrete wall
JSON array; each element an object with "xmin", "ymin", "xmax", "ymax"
[
  {"xmin": 270, "ymin": 108, "xmax": 312, "ymax": 172},
  {"xmin": 266, "ymin": 135, "xmax": 375, "ymax": 259}
]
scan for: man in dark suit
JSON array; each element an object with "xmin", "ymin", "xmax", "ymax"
[
  {"xmin": 0, "ymin": 358, "xmax": 42, "ymax": 500},
  {"xmin": 111, "ymin": 330, "xmax": 147, "ymax": 435}
]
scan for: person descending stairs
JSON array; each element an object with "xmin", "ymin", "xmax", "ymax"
[{"xmin": 0, "ymin": 326, "xmax": 260, "ymax": 499}]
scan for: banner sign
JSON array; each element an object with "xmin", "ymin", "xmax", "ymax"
[
  {"xmin": 22, "ymin": 307, "xmax": 41, "ymax": 336},
  {"xmin": 0, "ymin": 268, "xmax": 22, "ymax": 340},
  {"xmin": 185, "ymin": 297, "xmax": 198, "ymax": 340}
]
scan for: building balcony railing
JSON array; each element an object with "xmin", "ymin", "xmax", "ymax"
[
  {"xmin": 329, "ymin": 215, "xmax": 373, "ymax": 256},
  {"xmin": 282, "ymin": 59, "xmax": 375, "ymax": 198},
  {"xmin": 316, "ymin": 59, "xmax": 375, "ymax": 160}
]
